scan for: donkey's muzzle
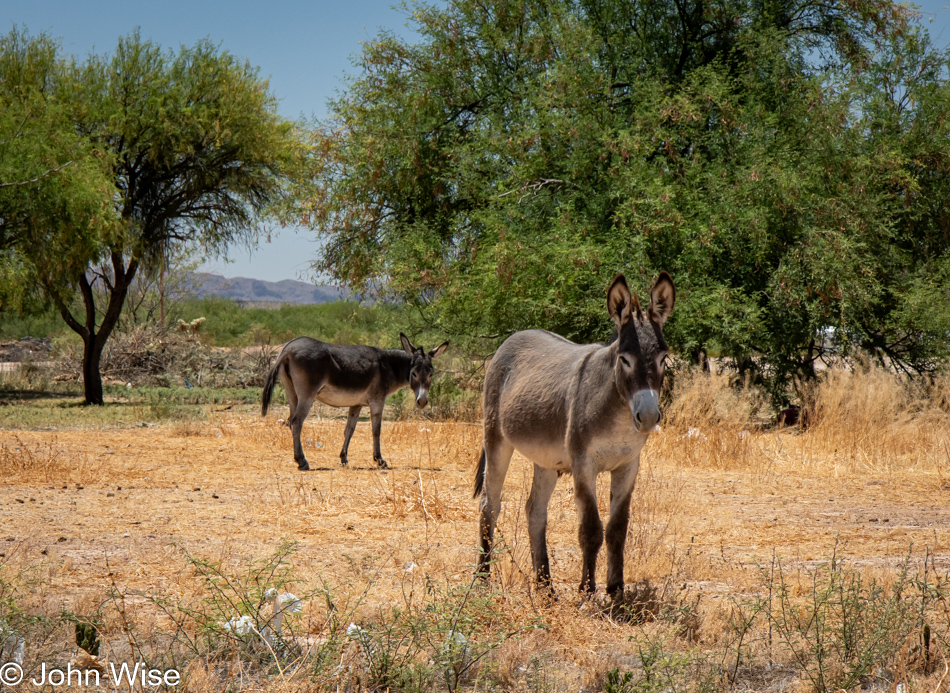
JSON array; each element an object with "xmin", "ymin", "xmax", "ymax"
[
  {"xmin": 416, "ymin": 391, "xmax": 429, "ymax": 409},
  {"xmin": 631, "ymin": 389, "xmax": 660, "ymax": 433}
]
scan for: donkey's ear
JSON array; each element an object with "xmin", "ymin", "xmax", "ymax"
[
  {"xmin": 429, "ymin": 341, "xmax": 449, "ymax": 359},
  {"xmin": 647, "ymin": 271, "xmax": 676, "ymax": 326},
  {"xmin": 607, "ymin": 274, "xmax": 638, "ymax": 329},
  {"xmin": 400, "ymin": 333, "xmax": 415, "ymax": 354}
]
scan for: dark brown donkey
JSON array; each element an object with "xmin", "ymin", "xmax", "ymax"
[
  {"xmin": 262, "ymin": 334, "xmax": 448, "ymax": 470},
  {"xmin": 474, "ymin": 272, "xmax": 675, "ymax": 597}
]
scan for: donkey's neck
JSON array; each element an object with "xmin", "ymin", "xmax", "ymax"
[{"xmin": 382, "ymin": 349, "xmax": 413, "ymax": 386}]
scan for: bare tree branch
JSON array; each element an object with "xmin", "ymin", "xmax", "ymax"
[{"xmin": 0, "ymin": 161, "xmax": 73, "ymax": 189}]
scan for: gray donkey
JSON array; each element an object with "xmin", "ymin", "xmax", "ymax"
[
  {"xmin": 474, "ymin": 272, "xmax": 675, "ymax": 597},
  {"xmin": 262, "ymin": 334, "xmax": 448, "ymax": 470}
]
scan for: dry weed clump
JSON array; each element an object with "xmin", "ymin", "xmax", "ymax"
[
  {"xmin": 646, "ymin": 363, "xmax": 950, "ymax": 475},
  {"xmin": 649, "ymin": 367, "xmax": 768, "ymax": 470},
  {"xmin": 0, "ymin": 436, "xmax": 95, "ymax": 483},
  {"xmin": 623, "ymin": 463, "xmax": 688, "ymax": 581}
]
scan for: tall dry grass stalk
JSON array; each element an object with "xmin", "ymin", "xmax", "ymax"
[
  {"xmin": 664, "ymin": 367, "xmax": 770, "ymax": 433},
  {"xmin": 802, "ymin": 365, "xmax": 950, "ymax": 473},
  {"xmin": 651, "ymin": 367, "xmax": 769, "ymax": 471},
  {"xmin": 0, "ymin": 436, "xmax": 101, "ymax": 484}
]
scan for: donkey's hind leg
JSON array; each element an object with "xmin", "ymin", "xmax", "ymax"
[
  {"xmin": 289, "ymin": 395, "xmax": 316, "ymax": 471},
  {"xmin": 279, "ymin": 365, "xmax": 314, "ymax": 470},
  {"xmin": 279, "ymin": 363, "xmax": 298, "ymax": 429},
  {"xmin": 339, "ymin": 405, "xmax": 361, "ymax": 467},
  {"xmin": 477, "ymin": 432, "xmax": 514, "ymax": 579}
]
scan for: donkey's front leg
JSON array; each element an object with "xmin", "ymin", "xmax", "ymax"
[
  {"xmin": 369, "ymin": 401, "xmax": 388, "ymax": 469},
  {"xmin": 573, "ymin": 462, "xmax": 604, "ymax": 595},
  {"xmin": 605, "ymin": 459, "xmax": 641, "ymax": 598}
]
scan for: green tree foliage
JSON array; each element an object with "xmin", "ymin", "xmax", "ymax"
[
  {"xmin": 1, "ymin": 30, "xmax": 306, "ymax": 404},
  {"xmin": 0, "ymin": 29, "xmax": 115, "ymax": 313},
  {"xmin": 308, "ymin": 0, "xmax": 950, "ymax": 402}
]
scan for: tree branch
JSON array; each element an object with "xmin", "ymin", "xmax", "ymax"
[
  {"xmin": 497, "ymin": 178, "xmax": 579, "ymax": 203},
  {"xmin": 79, "ymin": 274, "xmax": 97, "ymax": 337},
  {"xmin": 52, "ymin": 292, "xmax": 87, "ymax": 338},
  {"xmin": 0, "ymin": 161, "xmax": 73, "ymax": 189}
]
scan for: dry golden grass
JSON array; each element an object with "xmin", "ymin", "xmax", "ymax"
[{"xmin": 0, "ymin": 366, "xmax": 949, "ymax": 691}]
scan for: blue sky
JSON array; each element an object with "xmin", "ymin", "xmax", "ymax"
[
  {"xmin": 2, "ymin": 0, "xmax": 421, "ymax": 283},
  {"xmin": 4, "ymin": 0, "xmax": 950, "ymax": 283}
]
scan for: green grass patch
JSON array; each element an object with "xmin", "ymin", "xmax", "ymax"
[
  {"xmin": 0, "ymin": 306, "xmax": 67, "ymax": 340},
  {"xmin": 0, "ymin": 384, "xmax": 272, "ymax": 430},
  {"xmin": 176, "ymin": 297, "xmax": 408, "ymax": 347}
]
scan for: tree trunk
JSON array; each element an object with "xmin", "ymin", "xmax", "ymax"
[
  {"xmin": 55, "ymin": 252, "xmax": 139, "ymax": 406},
  {"xmin": 81, "ymin": 334, "xmax": 105, "ymax": 405}
]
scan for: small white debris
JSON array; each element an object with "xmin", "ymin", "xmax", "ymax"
[
  {"xmin": 443, "ymin": 630, "xmax": 471, "ymax": 683},
  {"xmin": 896, "ymin": 683, "xmax": 907, "ymax": 693},
  {"xmin": 126, "ymin": 382, "xmax": 132, "ymax": 389},
  {"xmin": 403, "ymin": 561, "xmax": 418, "ymax": 573},
  {"xmin": 445, "ymin": 630, "xmax": 468, "ymax": 649},
  {"xmin": 274, "ymin": 592, "xmax": 302, "ymax": 615},
  {"xmin": 346, "ymin": 622, "xmax": 373, "ymax": 657},
  {"xmin": 262, "ymin": 589, "xmax": 303, "ymax": 643},
  {"xmin": 223, "ymin": 615, "xmax": 255, "ymax": 636},
  {"xmin": 0, "ymin": 623, "xmax": 24, "ymax": 665},
  {"xmin": 346, "ymin": 623, "xmax": 367, "ymax": 640},
  {"xmin": 682, "ymin": 428, "xmax": 707, "ymax": 441}
]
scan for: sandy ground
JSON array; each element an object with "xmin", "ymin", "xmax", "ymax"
[
  {"xmin": 1, "ymin": 410, "xmax": 949, "ymax": 689},
  {"xmin": 2, "ymin": 410, "xmax": 948, "ymax": 593}
]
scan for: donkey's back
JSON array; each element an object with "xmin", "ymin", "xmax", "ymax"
[{"xmin": 483, "ymin": 330, "xmax": 599, "ymax": 464}]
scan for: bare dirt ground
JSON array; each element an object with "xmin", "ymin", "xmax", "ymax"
[{"xmin": 2, "ymin": 406, "xmax": 949, "ymax": 690}]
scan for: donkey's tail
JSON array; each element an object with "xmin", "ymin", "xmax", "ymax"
[
  {"xmin": 473, "ymin": 449, "xmax": 486, "ymax": 499},
  {"xmin": 261, "ymin": 355, "xmax": 283, "ymax": 417}
]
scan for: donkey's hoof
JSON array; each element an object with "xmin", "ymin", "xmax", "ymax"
[
  {"xmin": 375, "ymin": 457, "xmax": 389, "ymax": 469},
  {"xmin": 578, "ymin": 584, "xmax": 597, "ymax": 600},
  {"xmin": 297, "ymin": 460, "xmax": 311, "ymax": 471},
  {"xmin": 340, "ymin": 456, "xmax": 349, "ymax": 467}
]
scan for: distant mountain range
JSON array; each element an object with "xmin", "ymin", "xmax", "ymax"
[{"xmin": 190, "ymin": 272, "xmax": 347, "ymax": 305}]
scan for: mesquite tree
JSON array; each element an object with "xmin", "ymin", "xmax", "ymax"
[
  {"xmin": 0, "ymin": 29, "xmax": 115, "ymax": 315},
  {"xmin": 2, "ymin": 30, "xmax": 305, "ymax": 404},
  {"xmin": 307, "ymin": 0, "xmax": 950, "ymax": 402}
]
